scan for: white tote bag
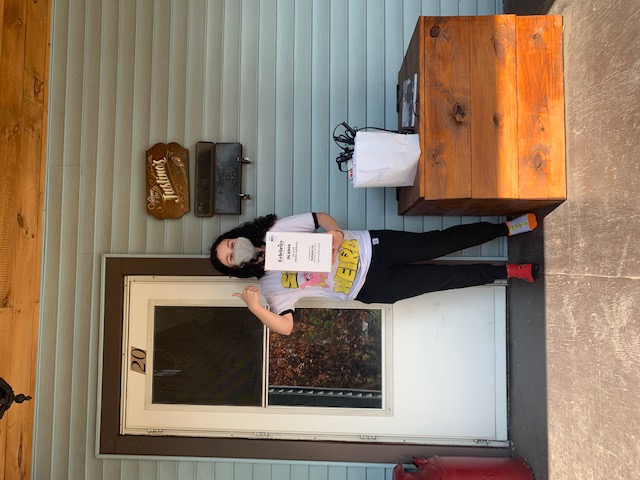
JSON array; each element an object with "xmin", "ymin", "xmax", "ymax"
[{"xmin": 352, "ymin": 131, "xmax": 421, "ymax": 188}]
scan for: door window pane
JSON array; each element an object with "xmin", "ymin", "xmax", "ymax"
[
  {"xmin": 152, "ymin": 306, "xmax": 264, "ymax": 406},
  {"xmin": 150, "ymin": 305, "xmax": 383, "ymax": 410},
  {"xmin": 268, "ymin": 308, "xmax": 383, "ymax": 408}
]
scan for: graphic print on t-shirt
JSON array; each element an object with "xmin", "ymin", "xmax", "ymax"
[
  {"xmin": 280, "ymin": 239, "xmax": 360, "ymax": 295},
  {"xmin": 300, "ymin": 273, "xmax": 329, "ymax": 288}
]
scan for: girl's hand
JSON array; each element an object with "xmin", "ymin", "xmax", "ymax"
[
  {"xmin": 329, "ymin": 229, "xmax": 344, "ymax": 264},
  {"xmin": 233, "ymin": 285, "xmax": 261, "ymax": 308},
  {"xmin": 233, "ymin": 286, "xmax": 294, "ymax": 335},
  {"xmin": 315, "ymin": 213, "xmax": 344, "ymax": 265}
]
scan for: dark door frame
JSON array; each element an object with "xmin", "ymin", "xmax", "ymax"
[{"xmin": 99, "ymin": 255, "xmax": 509, "ymax": 462}]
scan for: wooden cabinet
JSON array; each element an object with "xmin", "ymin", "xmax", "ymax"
[{"xmin": 397, "ymin": 15, "xmax": 566, "ymax": 216}]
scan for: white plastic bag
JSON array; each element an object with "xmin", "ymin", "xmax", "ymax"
[{"xmin": 352, "ymin": 131, "xmax": 421, "ymax": 188}]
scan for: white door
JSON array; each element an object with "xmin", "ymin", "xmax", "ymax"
[
  {"xmin": 120, "ymin": 276, "xmax": 507, "ymax": 446},
  {"xmin": 392, "ymin": 285, "xmax": 507, "ymax": 443}
]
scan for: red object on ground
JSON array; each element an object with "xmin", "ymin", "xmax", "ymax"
[{"xmin": 392, "ymin": 456, "xmax": 534, "ymax": 479}]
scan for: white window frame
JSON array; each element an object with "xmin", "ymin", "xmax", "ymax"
[{"xmin": 121, "ymin": 275, "xmax": 395, "ymax": 442}]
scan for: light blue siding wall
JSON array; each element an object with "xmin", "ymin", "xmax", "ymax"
[{"xmin": 35, "ymin": 1, "xmax": 503, "ymax": 479}]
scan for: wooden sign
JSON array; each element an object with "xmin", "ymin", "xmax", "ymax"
[{"xmin": 146, "ymin": 142, "xmax": 190, "ymax": 219}]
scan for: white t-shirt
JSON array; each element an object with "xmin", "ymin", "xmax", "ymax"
[{"xmin": 259, "ymin": 213, "xmax": 372, "ymax": 314}]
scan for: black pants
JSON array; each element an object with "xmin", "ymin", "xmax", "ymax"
[{"xmin": 355, "ymin": 222, "xmax": 508, "ymax": 304}]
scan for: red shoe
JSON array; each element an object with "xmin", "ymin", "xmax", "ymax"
[{"xmin": 506, "ymin": 263, "xmax": 539, "ymax": 283}]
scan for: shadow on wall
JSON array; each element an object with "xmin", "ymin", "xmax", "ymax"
[{"xmin": 503, "ymin": 0, "xmax": 555, "ymax": 15}]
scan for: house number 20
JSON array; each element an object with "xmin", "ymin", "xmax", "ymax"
[{"xmin": 130, "ymin": 347, "xmax": 147, "ymax": 374}]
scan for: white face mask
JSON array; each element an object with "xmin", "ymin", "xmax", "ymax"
[{"xmin": 233, "ymin": 237, "xmax": 257, "ymax": 266}]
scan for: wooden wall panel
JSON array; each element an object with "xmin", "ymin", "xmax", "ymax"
[
  {"xmin": 346, "ymin": 0, "xmax": 367, "ymax": 230},
  {"xmin": 274, "ymin": 0, "xmax": 295, "ymax": 217},
  {"xmin": 111, "ymin": 0, "xmax": 137, "ymax": 254},
  {"xmin": 237, "ymin": 0, "xmax": 260, "ymax": 227},
  {"xmin": 183, "ymin": 0, "xmax": 207, "ymax": 253},
  {"xmin": 381, "ymin": 0, "xmax": 404, "ymax": 232},
  {"xmin": 328, "ymin": 0, "xmax": 349, "ymax": 225},
  {"xmin": 256, "ymin": 0, "xmax": 277, "ymax": 218},
  {"xmin": 398, "ymin": 2, "xmax": 425, "ymax": 235},
  {"xmin": 363, "ymin": 0, "xmax": 385, "ymax": 230},
  {"xmin": 469, "ymin": 15, "xmax": 519, "ymax": 199},
  {"xmin": 310, "ymin": 0, "xmax": 331, "ymax": 216},
  {"xmin": 0, "ymin": 0, "xmax": 49, "ymax": 478},
  {"xmin": 129, "ymin": 0, "xmax": 155, "ymax": 254},
  {"xmin": 292, "ymin": 0, "xmax": 313, "ymax": 214},
  {"xmin": 423, "ymin": 16, "xmax": 473, "ymax": 201},
  {"xmin": 516, "ymin": 15, "xmax": 566, "ymax": 200},
  {"xmin": 0, "ymin": 308, "xmax": 10, "ymax": 476},
  {"xmin": 0, "ymin": 0, "xmax": 25, "ymax": 304},
  {"xmin": 31, "ymin": 1, "xmax": 506, "ymax": 479}
]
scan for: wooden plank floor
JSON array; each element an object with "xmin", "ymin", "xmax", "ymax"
[{"xmin": 0, "ymin": 0, "xmax": 51, "ymax": 478}]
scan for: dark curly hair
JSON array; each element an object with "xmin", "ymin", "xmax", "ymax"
[{"xmin": 210, "ymin": 214, "xmax": 278, "ymax": 279}]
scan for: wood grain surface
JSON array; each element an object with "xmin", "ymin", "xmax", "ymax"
[
  {"xmin": 398, "ymin": 15, "xmax": 566, "ymax": 215},
  {"xmin": 0, "ymin": 0, "xmax": 50, "ymax": 478}
]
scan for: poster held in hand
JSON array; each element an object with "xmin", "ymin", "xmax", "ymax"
[{"xmin": 265, "ymin": 232, "xmax": 333, "ymax": 273}]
